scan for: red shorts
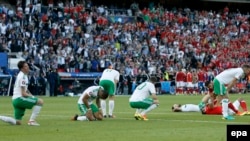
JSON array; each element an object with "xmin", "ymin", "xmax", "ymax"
[{"xmin": 204, "ymin": 106, "xmax": 222, "ymax": 115}]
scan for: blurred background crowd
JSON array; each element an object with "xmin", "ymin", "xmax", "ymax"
[{"xmin": 0, "ymin": 0, "xmax": 250, "ymax": 96}]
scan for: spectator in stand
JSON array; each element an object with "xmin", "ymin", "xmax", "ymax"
[
  {"xmin": 28, "ymin": 72, "xmax": 39, "ymax": 96},
  {"xmin": 117, "ymin": 70, "xmax": 126, "ymax": 95},
  {"xmin": 0, "ymin": 0, "xmax": 250, "ymax": 98},
  {"xmin": 38, "ymin": 72, "xmax": 47, "ymax": 95}
]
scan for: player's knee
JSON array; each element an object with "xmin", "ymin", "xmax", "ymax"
[
  {"xmin": 109, "ymin": 95, "xmax": 115, "ymax": 100},
  {"xmin": 37, "ymin": 99, "xmax": 44, "ymax": 106},
  {"xmin": 237, "ymin": 97, "xmax": 243, "ymax": 101},
  {"xmin": 222, "ymin": 99, "xmax": 229, "ymax": 103}
]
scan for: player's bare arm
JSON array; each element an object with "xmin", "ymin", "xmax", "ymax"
[
  {"xmin": 226, "ymin": 78, "xmax": 238, "ymax": 93},
  {"xmin": 96, "ymin": 97, "xmax": 101, "ymax": 109},
  {"xmin": 83, "ymin": 94, "xmax": 95, "ymax": 121},
  {"xmin": 151, "ymin": 93, "xmax": 159, "ymax": 104},
  {"xmin": 21, "ymin": 86, "xmax": 32, "ymax": 97}
]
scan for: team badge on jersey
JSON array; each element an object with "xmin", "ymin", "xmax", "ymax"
[{"xmin": 22, "ymin": 81, "xmax": 26, "ymax": 85}]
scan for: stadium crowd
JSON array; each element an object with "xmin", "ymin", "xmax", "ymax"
[{"xmin": 0, "ymin": 0, "xmax": 250, "ymax": 95}]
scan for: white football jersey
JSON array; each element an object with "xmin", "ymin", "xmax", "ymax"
[
  {"xmin": 181, "ymin": 104, "xmax": 200, "ymax": 112},
  {"xmin": 100, "ymin": 69, "xmax": 120, "ymax": 83},
  {"xmin": 78, "ymin": 86, "xmax": 103, "ymax": 105},
  {"xmin": 129, "ymin": 82, "xmax": 156, "ymax": 102},
  {"xmin": 12, "ymin": 71, "xmax": 29, "ymax": 99},
  {"xmin": 215, "ymin": 68, "xmax": 244, "ymax": 84}
]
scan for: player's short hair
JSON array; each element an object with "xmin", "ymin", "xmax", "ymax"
[
  {"xmin": 205, "ymin": 81, "xmax": 211, "ymax": 87},
  {"xmin": 101, "ymin": 90, "xmax": 109, "ymax": 100},
  {"xmin": 150, "ymin": 76, "xmax": 157, "ymax": 83},
  {"xmin": 242, "ymin": 64, "xmax": 250, "ymax": 69},
  {"xmin": 17, "ymin": 61, "xmax": 27, "ymax": 70},
  {"xmin": 171, "ymin": 104, "xmax": 181, "ymax": 112}
]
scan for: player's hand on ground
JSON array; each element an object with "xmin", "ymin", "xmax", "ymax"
[
  {"xmin": 154, "ymin": 100, "xmax": 159, "ymax": 104},
  {"xmin": 86, "ymin": 110, "xmax": 95, "ymax": 121}
]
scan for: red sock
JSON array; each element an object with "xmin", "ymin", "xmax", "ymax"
[
  {"xmin": 176, "ymin": 88, "xmax": 180, "ymax": 93},
  {"xmin": 228, "ymin": 102, "xmax": 238, "ymax": 113},
  {"xmin": 240, "ymin": 100, "xmax": 248, "ymax": 111}
]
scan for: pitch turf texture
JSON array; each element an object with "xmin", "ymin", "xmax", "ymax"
[{"xmin": 0, "ymin": 94, "xmax": 249, "ymax": 141}]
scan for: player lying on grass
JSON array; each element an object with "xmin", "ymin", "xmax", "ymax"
[
  {"xmin": 172, "ymin": 97, "xmax": 249, "ymax": 115},
  {"xmin": 172, "ymin": 81, "xmax": 249, "ymax": 115},
  {"xmin": 71, "ymin": 86, "xmax": 108, "ymax": 121},
  {"xmin": 198, "ymin": 81, "xmax": 249, "ymax": 116}
]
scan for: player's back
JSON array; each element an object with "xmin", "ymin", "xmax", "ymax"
[
  {"xmin": 216, "ymin": 68, "xmax": 244, "ymax": 84},
  {"xmin": 78, "ymin": 86, "xmax": 100, "ymax": 104},
  {"xmin": 181, "ymin": 104, "xmax": 200, "ymax": 112},
  {"xmin": 100, "ymin": 69, "xmax": 120, "ymax": 82},
  {"xmin": 129, "ymin": 82, "xmax": 156, "ymax": 102}
]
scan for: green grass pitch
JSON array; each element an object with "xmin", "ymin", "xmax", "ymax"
[{"xmin": 0, "ymin": 94, "xmax": 249, "ymax": 141}]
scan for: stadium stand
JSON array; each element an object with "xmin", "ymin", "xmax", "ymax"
[{"xmin": 0, "ymin": 0, "xmax": 250, "ymax": 95}]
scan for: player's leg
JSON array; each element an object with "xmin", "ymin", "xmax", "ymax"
[
  {"xmin": 91, "ymin": 104, "xmax": 103, "ymax": 121},
  {"xmin": 198, "ymin": 94, "xmax": 210, "ymax": 111},
  {"xmin": 99, "ymin": 80, "xmax": 109, "ymax": 117},
  {"xmin": 130, "ymin": 101, "xmax": 153, "ymax": 121},
  {"xmin": 108, "ymin": 81, "xmax": 116, "ymax": 118},
  {"xmin": 12, "ymin": 98, "xmax": 31, "ymax": 125},
  {"xmin": 29, "ymin": 97, "xmax": 43, "ymax": 125},
  {"xmin": 213, "ymin": 79, "xmax": 233, "ymax": 120},
  {"xmin": 175, "ymin": 81, "xmax": 180, "ymax": 95},
  {"xmin": 99, "ymin": 80, "xmax": 114, "ymax": 117},
  {"xmin": 72, "ymin": 104, "xmax": 88, "ymax": 121},
  {"xmin": 129, "ymin": 101, "xmax": 143, "ymax": 120},
  {"xmin": 0, "ymin": 115, "xmax": 17, "ymax": 125},
  {"xmin": 238, "ymin": 98, "xmax": 248, "ymax": 111},
  {"xmin": 15, "ymin": 96, "xmax": 43, "ymax": 126},
  {"xmin": 228, "ymin": 100, "xmax": 239, "ymax": 115},
  {"xmin": 233, "ymin": 98, "xmax": 249, "ymax": 116},
  {"xmin": 108, "ymin": 95, "xmax": 115, "ymax": 118},
  {"xmin": 140, "ymin": 98, "xmax": 159, "ymax": 120}
]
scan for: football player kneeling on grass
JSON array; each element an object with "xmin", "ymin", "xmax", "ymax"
[{"xmin": 71, "ymin": 86, "xmax": 108, "ymax": 121}]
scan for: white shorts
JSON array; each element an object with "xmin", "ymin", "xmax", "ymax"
[
  {"xmin": 193, "ymin": 83, "xmax": 198, "ymax": 88},
  {"xmin": 176, "ymin": 81, "xmax": 184, "ymax": 88},
  {"xmin": 186, "ymin": 82, "xmax": 193, "ymax": 88}
]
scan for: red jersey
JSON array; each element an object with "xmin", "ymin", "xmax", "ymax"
[
  {"xmin": 186, "ymin": 72, "xmax": 192, "ymax": 83},
  {"xmin": 176, "ymin": 71, "xmax": 185, "ymax": 82},
  {"xmin": 198, "ymin": 70, "xmax": 206, "ymax": 82},
  {"xmin": 204, "ymin": 106, "xmax": 222, "ymax": 115}
]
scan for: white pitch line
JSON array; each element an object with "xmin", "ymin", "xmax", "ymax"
[
  {"xmin": 2, "ymin": 112, "xmax": 249, "ymax": 125},
  {"xmin": 37, "ymin": 113, "xmax": 250, "ymax": 125}
]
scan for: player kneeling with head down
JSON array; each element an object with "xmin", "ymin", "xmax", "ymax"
[{"xmin": 71, "ymin": 86, "xmax": 108, "ymax": 121}]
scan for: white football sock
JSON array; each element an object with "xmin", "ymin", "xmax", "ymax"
[
  {"xmin": 29, "ymin": 105, "xmax": 42, "ymax": 121},
  {"xmin": 141, "ymin": 104, "xmax": 158, "ymax": 116},
  {"xmin": 0, "ymin": 115, "xmax": 16, "ymax": 125},
  {"xmin": 101, "ymin": 100, "xmax": 107, "ymax": 116},
  {"xmin": 222, "ymin": 99, "xmax": 229, "ymax": 117},
  {"xmin": 77, "ymin": 116, "xmax": 88, "ymax": 121},
  {"xmin": 136, "ymin": 109, "xmax": 143, "ymax": 114},
  {"xmin": 109, "ymin": 100, "xmax": 114, "ymax": 116}
]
